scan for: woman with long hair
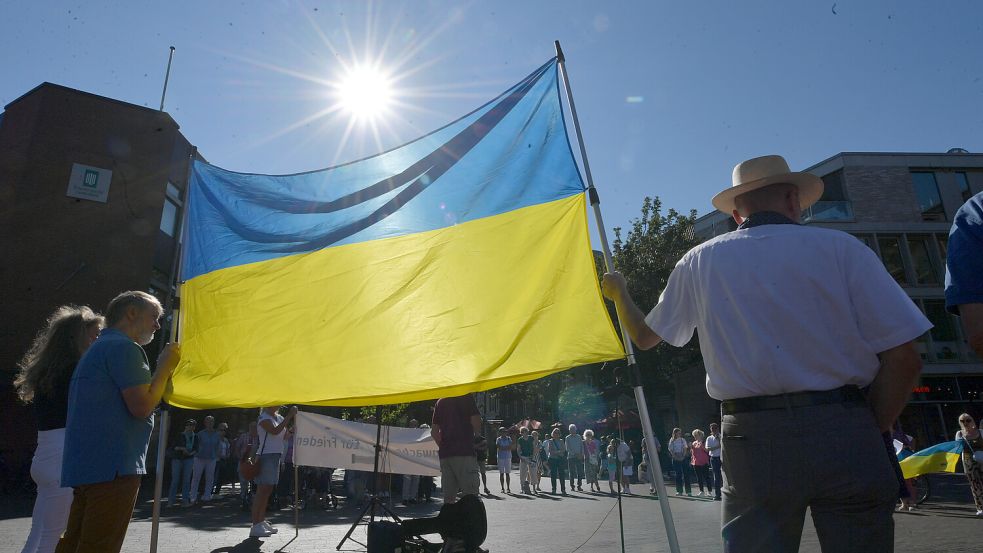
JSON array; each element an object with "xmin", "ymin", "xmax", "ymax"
[
  {"xmin": 15, "ymin": 305, "xmax": 104, "ymax": 553},
  {"xmin": 955, "ymin": 413, "xmax": 983, "ymax": 516}
]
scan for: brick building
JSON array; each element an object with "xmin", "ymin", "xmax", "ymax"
[
  {"xmin": 0, "ymin": 83, "xmax": 197, "ymax": 473},
  {"xmin": 680, "ymin": 150, "xmax": 983, "ymax": 446}
]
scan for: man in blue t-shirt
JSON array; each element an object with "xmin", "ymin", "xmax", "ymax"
[
  {"xmin": 56, "ymin": 291, "xmax": 180, "ymax": 553},
  {"xmin": 945, "ymin": 191, "xmax": 983, "ymax": 359}
]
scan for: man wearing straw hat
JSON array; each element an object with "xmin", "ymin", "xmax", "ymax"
[{"xmin": 602, "ymin": 155, "xmax": 930, "ymax": 552}]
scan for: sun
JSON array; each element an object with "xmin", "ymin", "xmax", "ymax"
[{"xmin": 335, "ymin": 65, "xmax": 394, "ymax": 121}]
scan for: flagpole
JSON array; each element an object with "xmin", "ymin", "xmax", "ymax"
[
  {"xmin": 554, "ymin": 40, "xmax": 682, "ymax": 553},
  {"xmin": 150, "ymin": 146, "xmax": 196, "ymax": 553}
]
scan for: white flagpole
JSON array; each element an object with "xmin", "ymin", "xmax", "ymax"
[
  {"xmin": 554, "ymin": 40, "xmax": 682, "ymax": 553},
  {"xmin": 150, "ymin": 146, "xmax": 196, "ymax": 553}
]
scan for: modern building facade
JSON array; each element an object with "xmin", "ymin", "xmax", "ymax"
[
  {"xmin": 0, "ymin": 83, "xmax": 197, "ymax": 472},
  {"xmin": 682, "ymin": 150, "xmax": 983, "ymax": 446}
]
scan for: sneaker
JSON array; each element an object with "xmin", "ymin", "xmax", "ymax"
[
  {"xmin": 263, "ymin": 521, "xmax": 278, "ymax": 534},
  {"xmin": 249, "ymin": 523, "xmax": 272, "ymax": 537},
  {"xmin": 976, "ymin": 509, "xmax": 983, "ymax": 517}
]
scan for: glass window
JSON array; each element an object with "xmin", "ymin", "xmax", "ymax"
[
  {"xmin": 166, "ymin": 181, "xmax": 181, "ymax": 203},
  {"xmin": 877, "ymin": 236, "xmax": 907, "ymax": 285},
  {"xmin": 820, "ymin": 170, "xmax": 847, "ymax": 201},
  {"xmin": 911, "ymin": 172, "xmax": 944, "ymax": 221},
  {"xmin": 806, "ymin": 201, "xmax": 854, "ymax": 221},
  {"xmin": 937, "ymin": 233, "xmax": 948, "ymax": 262},
  {"xmin": 907, "ymin": 235, "xmax": 939, "ymax": 285},
  {"xmin": 160, "ymin": 198, "xmax": 178, "ymax": 237},
  {"xmin": 958, "ymin": 376, "xmax": 983, "ymax": 402},
  {"xmin": 920, "ymin": 376, "xmax": 960, "ymax": 401},
  {"xmin": 924, "ymin": 299, "xmax": 961, "ymax": 361},
  {"xmin": 955, "ymin": 172, "xmax": 972, "ymax": 203}
]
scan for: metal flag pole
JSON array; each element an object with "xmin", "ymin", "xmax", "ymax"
[
  {"xmin": 150, "ymin": 146, "xmax": 196, "ymax": 553},
  {"xmin": 159, "ymin": 46, "xmax": 176, "ymax": 112},
  {"xmin": 554, "ymin": 40, "xmax": 682, "ymax": 553}
]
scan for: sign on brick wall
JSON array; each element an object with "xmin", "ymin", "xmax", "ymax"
[{"xmin": 66, "ymin": 163, "xmax": 112, "ymax": 203}]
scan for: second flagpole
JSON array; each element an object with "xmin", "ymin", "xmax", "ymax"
[{"xmin": 554, "ymin": 40, "xmax": 682, "ymax": 553}]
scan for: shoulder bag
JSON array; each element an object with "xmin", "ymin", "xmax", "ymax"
[{"xmin": 239, "ymin": 433, "xmax": 267, "ymax": 481}]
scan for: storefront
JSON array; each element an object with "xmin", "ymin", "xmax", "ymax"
[{"xmin": 898, "ymin": 375, "xmax": 983, "ymax": 449}]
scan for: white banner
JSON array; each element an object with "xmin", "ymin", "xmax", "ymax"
[{"xmin": 293, "ymin": 411, "xmax": 440, "ymax": 477}]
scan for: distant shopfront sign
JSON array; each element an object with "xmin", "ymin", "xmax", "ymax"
[{"xmin": 66, "ymin": 163, "xmax": 112, "ymax": 203}]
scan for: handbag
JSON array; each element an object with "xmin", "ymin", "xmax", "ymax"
[
  {"xmin": 239, "ymin": 433, "xmax": 267, "ymax": 481},
  {"xmin": 964, "ymin": 432, "xmax": 983, "ymax": 464}
]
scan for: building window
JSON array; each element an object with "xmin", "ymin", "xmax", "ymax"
[
  {"xmin": 166, "ymin": 181, "xmax": 182, "ymax": 204},
  {"xmin": 160, "ymin": 198, "xmax": 178, "ymax": 237},
  {"xmin": 877, "ymin": 236, "xmax": 907, "ymax": 285},
  {"xmin": 804, "ymin": 170, "xmax": 853, "ymax": 221},
  {"xmin": 911, "ymin": 172, "xmax": 945, "ymax": 221},
  {"xmin": 906, "ymin": 235, "xmax": 940, "ymax": 286},
  {"xmin": 955, "ymin": 172, "xmax": 972, "ymax": 203},
  {"xmin": 923, "ymin": 299, "xmax": 960, "ymax": 361}
]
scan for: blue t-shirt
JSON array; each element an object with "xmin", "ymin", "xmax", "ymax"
[
  {"xmin": 62, "ymin": 328, "xmax": 153, "ymax": 487},
  {"xmin": 197, "ymin": 429, "xmax": 222, "ymax": 460},
  {"xmin": 945, "ymin": 191, "xmax": 983, "ymax": 314}
]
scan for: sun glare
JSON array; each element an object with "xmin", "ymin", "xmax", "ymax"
[{"xmin": 336, "ymin": 66, "xmax": 393, "ymax": 121}]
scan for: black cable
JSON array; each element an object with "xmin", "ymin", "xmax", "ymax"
[{"xmin": 569, "ymin": 495, "xmax": 622, "ymax": 553}]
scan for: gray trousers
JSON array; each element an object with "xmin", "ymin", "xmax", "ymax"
[{"xmin": 721, "ymin": 401, "xmax": 897, "ymax": 553}]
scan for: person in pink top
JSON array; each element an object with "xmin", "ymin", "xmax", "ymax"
[{"xmin": 691, "ymin": 429, "xmax": 711, "ymax": 497}]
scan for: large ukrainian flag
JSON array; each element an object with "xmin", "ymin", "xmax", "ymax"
[
  {"xmin": 899, "ymin": 441, "xmax": 963, "ymax": 480},
  {"xmin": 167, "ymin": 59, "xmax": 625, "ymax": 409}
]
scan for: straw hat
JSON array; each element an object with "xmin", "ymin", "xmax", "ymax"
[{"xmin": 711, "ymin": 155, "xmax": 824, "ymax": 213}]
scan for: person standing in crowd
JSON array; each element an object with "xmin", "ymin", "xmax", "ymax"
[
  {"xmin": 168, "ymin": 419, "xmax": 198, "ymax": 507},
  {"xmin": 690, "ymin": 429, "xmax": 711, "ymax": 497},
  {"xmin": 954, "ymin": 414, "xmax": 983, "ymax": 516},
  {"xmin": 57, "ymin": 291, "xmax": 180, "ymax": 553},
  {"xmin": 235, "ymin": 422, "xmax": 259, "ymax": 509},
  {"xmin": 431, "ymin": 394, "xmax": 482, "ymax": 505},
  {"xmin": 564, "ymin": 424, "xmax": 585, "ymax": 491},
  {"xmin": 602, "ymin": 154, "xmax": 929, "ymax": 552},
  {"xmin": 250, "ymin": 405, "xmax": 297, "ymax": 537},
  {"xmin": 584, "ymin": 429, "xmax": 601, "ymax": 493},
  {"xmin": 616, "ymin": 437, "xmax": 633, "ymax": 495},
  {"xmin": 545, "ymin": 427, "xmax": 568, "ymax": 495},
  {"xmin": 516, "ymin": 426, "xmax": 536, "ymax": 494},
  {"xmin": 495, "ymin": 427, "xmax": 512, "ymax": 494},
  {"xmin": 531, "ymin": 430, "xmax": 543, "ymax": 494},
  {"xmin": 15, "ymin": 305, "xmax": 103, "ymax": 553},
  {"xmin": 606, "ymin": 441, "xmax": 618, "ymax": 494},
  {"xmin": 705, "ymin": 423, "xmax": 723, "ymax": 501},
  {"xmin": 667, "ymin": 428, "xmax": 691, "ymax": 496},
  {"xmin": 416, "ymin": 423, "xmax": 435, "ymax": 502},
  {"xmin": 190, "ymin": 415, "xmax": 220, "ymax": 505},
  {"xmin": 473, "ymin": 432, "xmax": 490, "ymax": 495},
  {"xmin": 214, "ymin": 422, "xmax": 232, "ymax": 496}
]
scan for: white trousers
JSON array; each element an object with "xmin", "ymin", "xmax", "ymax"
[
  {"xmin": 190, "ymin": 457, "xmax": 217, "ymax": 502},
  {"xmin": 21, "ymin": 428, "xmax": 73, "ymax": 553}
]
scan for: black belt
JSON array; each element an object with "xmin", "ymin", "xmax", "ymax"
[{"xmin": 721, "ymin": 385, "xmax": 866, "ymax": 415}]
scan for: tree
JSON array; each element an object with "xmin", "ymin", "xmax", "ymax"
[{"xmin": 612, "ymin": 196, "xmax": 702, "ymax": 382}]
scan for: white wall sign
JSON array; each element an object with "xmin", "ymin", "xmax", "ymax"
[
  {"xmin": 293, "ymin": 411, "xmax": 440, "ymax": 476},
  {"xmin": 66, "ymin": 163, "xmax": 112, "ymax": 203}
]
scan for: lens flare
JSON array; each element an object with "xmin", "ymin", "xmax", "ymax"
[{"xmin": 336, "ymin": 65, "xmax": 393, "ymax": 121}]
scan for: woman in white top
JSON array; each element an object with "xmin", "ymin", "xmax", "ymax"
[
  {"xmin": 955, "ymin": 413, "xmax": 983, "ymax": 516},
  {"xmin": 250, "ymin": 405, "xmax": 297, "ymax": 538}
]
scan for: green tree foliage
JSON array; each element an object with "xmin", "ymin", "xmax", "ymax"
[{"xmin": 612, "ymin": 196, "xmax": 702, "ymax": 380}]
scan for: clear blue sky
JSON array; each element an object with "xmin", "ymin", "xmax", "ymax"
[{"xmin": 2, "ymin": 0, "xmax": 981, "ymax": 238}]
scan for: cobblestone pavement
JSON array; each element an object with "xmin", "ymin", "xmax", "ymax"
[{"xmin": 1, "ymin": 474, "xmax": 980, "ymax": 552}]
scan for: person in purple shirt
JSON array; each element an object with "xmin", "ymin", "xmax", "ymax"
[
  {"xmin": 431, "ymin": 394, "xmax": 482, "ymax": 504},
  {"xmin": 56, "ymin": 291, "xmax": 179, "ymax": 553}
]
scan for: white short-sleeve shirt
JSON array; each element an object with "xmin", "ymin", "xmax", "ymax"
[{"xmin": 645, "ymin": 224, "xmax": 932, "ymax": 401}]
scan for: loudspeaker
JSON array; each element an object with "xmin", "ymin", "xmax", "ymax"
[{"xmin": 367, "ymin": 520, "xmax": 404, "ymax": 553}]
